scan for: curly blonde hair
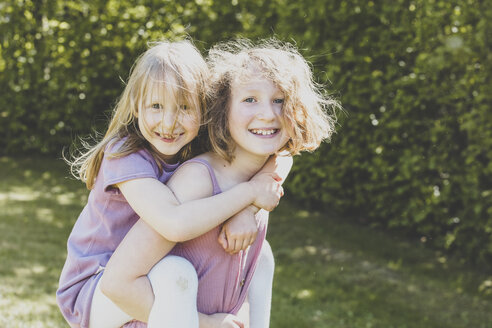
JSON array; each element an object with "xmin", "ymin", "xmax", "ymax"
[
  {"xmin": 206, "ymin": 38, "xmax": 339, "ymax": 162},
  {"xmin": 68, "ymin": 40, "xmax": 209, "ymax": 189}
]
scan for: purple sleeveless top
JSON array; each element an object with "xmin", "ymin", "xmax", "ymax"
[
  {"xmin": 123, "ymin": 158, "xmax": 269, "ymax": 328},
  {"xmin": 171, "ymin": 158, "xmax": 268, "ymax": 314}
]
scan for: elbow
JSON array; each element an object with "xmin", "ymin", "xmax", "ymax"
[
  {"xmin": 274, "ymin": 153, "xmax": 293, "ymax": 182},
  {"xmin": 142, "ymin": 215, "xmax": 187, "ymax": 242},
  {"xmin": 281, "ymin": 155, "xmax": 294, "ymax": 176},
  {"xmin": 286, "ymin": 155, "xmax": 294, "ymax": 169},
  {"xmin": 140, "ymin": 210, "xmax": 194, "ymax": 241},
  {"xmin": 155, "ymin": 221, "xmax": 191, "ymax": 242},
  {"xmin": 158, "ymin": 226, "xmax": 187, "ymax": 243}
]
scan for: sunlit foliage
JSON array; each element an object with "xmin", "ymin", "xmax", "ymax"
[{"xmin": 1, "ymin": 0, "xmax": 490, "ymax": 268}]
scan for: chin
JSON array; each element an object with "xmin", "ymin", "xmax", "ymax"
[{"xmin": 253, "ymin": 149, "xmax": 279, "ymax": 157}]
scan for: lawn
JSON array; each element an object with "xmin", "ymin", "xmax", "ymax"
[{"xmin": 0, "ymin": 156, "xmax": 491, "ymax": 327}]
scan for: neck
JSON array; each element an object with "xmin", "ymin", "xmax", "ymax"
[
  {"xmin": 211, "ymin": 148, "xmax": 269, "ymax": 188},
  {"xmin": 232, "ymin": 149, "xmax": 269, "ymax": 181}
]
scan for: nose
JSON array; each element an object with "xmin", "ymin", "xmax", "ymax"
[
  {"xmin": 159, "ymin": 108, "xmax": 178, "ymax": 134},
  {"xmin": 256, "ymin": 102, "xmax": 277, "ymax": 121}
]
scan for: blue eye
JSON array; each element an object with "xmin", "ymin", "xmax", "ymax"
[
  {"xmin": 151, "ymin": 103, "xmax": 163, "ymax": 110},
  {"xmin": 273, "ymin": 98, "xmax": 284, "ymax": 104},
  {"xmin": 244, "ymin": 97, "xmax": 256, "ymax": 103}
]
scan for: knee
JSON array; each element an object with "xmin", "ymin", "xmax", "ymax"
[{"xmin": 148, "ymin": 256, "xmax": 198, "ymax": 294}]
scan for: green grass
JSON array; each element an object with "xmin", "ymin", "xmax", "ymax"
[
  {"xmin": 268, "ymin": 205, "xmax": 492, "ymax": 328},
  {"xmin": 0, "ymin": 157, "xmax": 86, "ymax": 327},
  {"xmin": 0, "ymin": 156, "xmax": 491, "ymax": 327}
]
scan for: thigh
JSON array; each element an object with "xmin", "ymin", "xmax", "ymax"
[
  {"xmin": 99, "ymin": 219, "xmax": 179, "ymax": 322},
  {"xmin": 106, "ymin": 219, "xmax": 177, "ymax": 280}
]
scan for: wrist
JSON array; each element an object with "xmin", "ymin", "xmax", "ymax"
[
  {"xmin": 244, "ymin": 181, "xmax": 258, "ymax": 204},
  {"xmin": 247, "ymin": 204, "xmax": 260, "ymax": 214}
]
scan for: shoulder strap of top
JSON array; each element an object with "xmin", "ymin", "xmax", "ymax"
[{"xmin": 181, "ymin": 158, "xmax": 221, "ymax": 195}]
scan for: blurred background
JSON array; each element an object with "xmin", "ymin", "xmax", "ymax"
[{"xmin": 1, "ymin": 0, "xmax": 491, "ymax": 327}]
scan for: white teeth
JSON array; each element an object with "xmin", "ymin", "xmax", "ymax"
[
  {"xmin": 251, "ymin": 129, "xmax": 277, "ymax": 135},
  {"xmin": 156, "ymin": 132, "xmax": 178, "ymax": 139}
]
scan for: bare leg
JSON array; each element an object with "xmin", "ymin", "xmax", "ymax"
[
  {"xmin": 248, "ymin": 240, "xmax": 274, "ymax": 328},
  {"xmin": 99, "ymin": 219, "xmax": 199, "ymax": 327}
]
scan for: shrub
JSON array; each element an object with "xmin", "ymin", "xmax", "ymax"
[{"xmin": 1, "ymin": 0, "xmax": 490, "ymax": 269}]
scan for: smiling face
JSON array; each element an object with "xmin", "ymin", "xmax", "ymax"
[
  {"xmin": 138, "ymin": 80, "xmax": 200, "ymax": 163},
  {"xmin": 228, "ymin": 74, "xmax": 290, "ymax": 159}
]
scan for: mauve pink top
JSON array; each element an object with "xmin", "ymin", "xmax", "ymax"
[
  {"xmin": 123, "ymin": 158, "xmax": 268, "ymax": 328},
  {"xmin": 56, "ymin": 141, "xmax": 267, "ymax": 328}
]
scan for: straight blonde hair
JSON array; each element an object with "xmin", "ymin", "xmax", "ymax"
[{"xmin": 68, "ymin": 40, "xmax": 209, "ymax": 189}]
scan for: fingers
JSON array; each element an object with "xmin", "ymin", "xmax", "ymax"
[
  {"xmin": 218, "ymin": 229, "xmax": 228, "ymax": 250},
  {"xmin": 246, "ymin": 230, "xmax": 258, "ymax": 250},
  {"xmin": 271, "ymin": 172, "xmax": 282, "ymax": 182},
  {"xmin": 224, "ymin": 234, "xmax": 257, "ymax": 254},
  {"xmin": 239, "ymin": 238, "xmax": 250, "ymax": 253},
  {"xmin": 233, "ymin": 318, "xmax": 245, "ymax": 328},
  {"xmin": 209, "ymin": 313, "xmax": 244, "ymax": 328},
  {"xmin": 228, "ymin": 239, "xmax": 237, "ymax": 254},
  {"xmin": 251, "ymin": 230, "xmax": 258, "ymax": 245}
]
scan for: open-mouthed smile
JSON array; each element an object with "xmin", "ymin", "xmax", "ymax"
[
  {"xmin": 154, "ymin": 131, "xmax": 184, "ymax": 142},
  {"xmin": 249, "ymin": 128, "xmax": 279, "ymax": 136}
]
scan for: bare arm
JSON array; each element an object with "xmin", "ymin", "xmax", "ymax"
[
  {"xmin": 241, "ymin": 153, "xmax": 294, "ymax": 212},
  {"xmin": 116, "ymin": 162, "xmax": 282, "ymax": 242},
  {"xmin": 261, "ymin": 153, "xmax": 294, "ymax": 185},
  {"xmin": 101, "ymin": 163, "xmax": 238, "ymax": 322},
  {"xmin": 220, "ymin": 154, "xmax": 293, "ymax": 253}
]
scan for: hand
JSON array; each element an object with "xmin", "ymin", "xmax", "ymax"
[
  {"xmin": 249, "ymin": 172, "xmax": 284, "ymax": 211},
  {"xmin": 204, "ymin": 313, "xmax": 246, "ymax": 328},
  {"xmin": 218, "ymin": 206, "xmax": 259, "ymax": 254}
]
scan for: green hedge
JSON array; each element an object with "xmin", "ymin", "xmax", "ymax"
[
  {"xmin": 282, "ymin": 0, "xmax": 492, "ymax": 269},
  {"xmin": 1, "ymin": 0, "xmax": 490, "ymax": 269}
]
